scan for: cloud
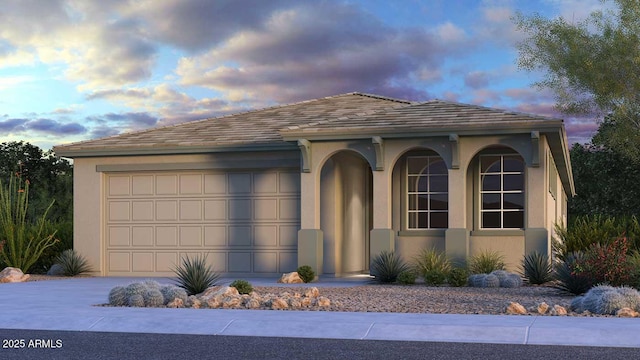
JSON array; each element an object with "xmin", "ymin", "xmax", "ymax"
[
  {"xmin": 0, "ymin": 118, "xmax": 27, "ymax": 132},
  {"xmin": 176, "ymin": 2, "xmax": 470, "ymax": 103},
  {"xmin": 464, "ymin": 71, "xmax": 490, "ymax": 89},
  {"xmin": 25, "ymin": 118, "xmax": 87, "ymax": 135}
]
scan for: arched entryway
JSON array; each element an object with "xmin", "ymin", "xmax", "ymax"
[{"xmin": 320, "ymin": 151, "xmax": 373, "ymax": 275}]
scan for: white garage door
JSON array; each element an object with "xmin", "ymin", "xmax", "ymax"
[{"xmin": 104, "ymin": 170, "xmax": 300, "ymax": 276}]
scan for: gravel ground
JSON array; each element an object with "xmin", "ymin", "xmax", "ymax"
[
  {"xmin": 25, "ymin": 274, "xmax": 576, "ymax": 315},
  {"xmin": 254, "ymin": 284, "xmax": 574, "ymax": 315}
]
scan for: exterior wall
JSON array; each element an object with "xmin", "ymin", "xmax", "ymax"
[{"xmin": 73, "ymin": 150, "xmax": 300, "ymax": 276}]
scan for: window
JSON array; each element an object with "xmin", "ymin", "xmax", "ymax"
[
  {"xmin": 406, "ymin": 156, "xmax": 448, "ymax": 229},
  {"xmin": 480, "ymin": 155, "xmax": 524, "ymax": 229}
]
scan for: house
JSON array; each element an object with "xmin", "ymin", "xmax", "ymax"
[{"xmin": 53, "ymin": 93, "xmax": 574, "ymax": 277}]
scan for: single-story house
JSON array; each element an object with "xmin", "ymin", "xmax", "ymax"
[{"xmin": 54, "ymin": 92, "xmax": 574, "ymax": 277}]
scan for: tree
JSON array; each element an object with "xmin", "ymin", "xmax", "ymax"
[
  {"xmin": 0, "ymin": 141, "xmax": 73, "ymax": 222},
  {"xmin": 514, "ymin": 0, "xmax": 640, "ymax": 159}
]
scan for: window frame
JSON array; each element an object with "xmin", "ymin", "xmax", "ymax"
[
  {"xmin": 478, "ymin": 154, "xmax": 525, "ymax": 230},
  {"xmin": 405, "ymin": 155, "xmax": 448, "ymax": 230}
]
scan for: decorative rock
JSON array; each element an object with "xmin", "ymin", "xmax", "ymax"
[
  {"xmin": 245, "ymin": 299, "xmax": 261, "ymax": 309},
  {"xmin": 207, "ymin": 298, "xmax": 222, "ymax": 309},
  {"xmin": 167, "ymin": 298, "xmax": 184, "ymax": 308},
  {"xmin": 505, "ymin": 302, "xmax": 527, "ymax": 315},
  {"xmin": 271, "ymin": 297, "xmax": 289, "ymax": 310},
  {"xmin": 550, "ymin": 305, "xmax": 568, "ymax": 316},
  {"xmin": 301, "ymin": 297, "xmax": 313, "ymax": 307},
  {"xmin": 0, "ymin": 267, "xmax": 30, "ymax": 283},
  {"xmin": 46, "ymin": 264, "xmax": 64, "ymax": 276},
  {"xmin": 188, "ymin": 295, "xmax": 202, "ymax": 309},
  {"xmin": 278, "ymin": 272, "xmax": 304, "ymax": 284},
  {"xmin": 305, "ymin": 287, "xmax": 320, "ymax": 298},
  {"xmin": 616, "ymin": 307, "xmax": 639, "ymax": 318},
  {"xmin": 222, "ymin": 296, "xmax": 242, "ymax": 309},
  {"xmin": 537, "ymin": 302, "xmax": 549, "ymax": 315},
  {"xmin": 317, "ymin": 296, "xmax": 331, "ymax": 307},
  {"xmin": 289, "ymin": 298, "xmax": 302, "ymax": 308}
]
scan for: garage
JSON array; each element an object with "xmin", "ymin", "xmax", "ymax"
[{"xmin": 104, "ymin": 169, "xmax": 300, "ymax": 276}]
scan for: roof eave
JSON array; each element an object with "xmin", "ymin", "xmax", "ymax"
[{"xmin": 53, "ymin": 143, "xmax": 298, "ymax": 158}]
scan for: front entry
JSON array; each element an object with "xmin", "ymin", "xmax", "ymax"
[{"xmin": 320, "ymin": 151, "xmax": 373, "ymax": 275}]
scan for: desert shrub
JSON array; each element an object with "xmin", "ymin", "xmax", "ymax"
[
  {"xmin": 580, "ymin": 237, "xmax": 633, "ymax": 287},
  {"xmin": 296, "ymin": 265, "xmax": 315, "ymax": 283},
  {"xmin": 467, "ymin": 250, "xmax": 506, "ymax": 274},
  {"xmin": 0, "ymin": 174, "xmax": 58, "ymax": 272},
  {"xmin": 397, "ymin": 270, "xmax": 417, "ymax": 285},
  {"xmin": 628, "ymin": 251, "xmax": 640, "ymax": 289},
  {"xmin": 370, "ymin": 251, "xmax": 409, "ymax": 283},
  {"xmin": 54, "ymin": 249, "xmax": 92, "ymax": 276},
  {"xmin": 521, "ymin": 251, "xmax": 553, "ymax": 285},
  {"xmin": 553, "ymin": 252, "xmax": 593, "ymax": 295},
  {"xmin": 31, "ymin": 220, "xmax": 73, "ymax": 274},
  {"xmin": 553, "ymin": 215, "xmax": 640, "ymax": 260},
  {"xmin": 230, "ymin": 279, "xmax": 254, "ymax": 294},
  {"xmin": 412, "ymin": 248, "xmax": 451, "ymax": 279},
  {"xmin": 423, "ymin": 270, "xmax": 447, "ymax": 286},
  {"xmin": 173, "ymin": 253, "xmax": 220, "ymax": 295},
  {"xmin": 447, "ymin": 267, "xmax": 469, "ymax": 287}
]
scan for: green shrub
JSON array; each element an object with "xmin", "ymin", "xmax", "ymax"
[
  {"xmin": 54, "ymin": 249, "xmax": 92, "ymax": 276},
  {"xmin": 553, "ymin": 215, "xmax": 640, "ymax": 260},
  {"xmin": 0, "ymin": 174, "xmax": 58, "ymax": 272},
  {"xmin": 296, "ymin": 265, "xmax": 315, "ymax": 283},
  {"xmin": 467, "ymin": 250, "xmax": 506, "ymax": 274},
  {"xmin": 370, "ymin": 251, "xmax": 409, "ymax": 283},
  {"xmin": 423, "ymin": 269, "xmax": 447, "ymax": 286},
  {"xmin": 172, "ymin": 253, "xmax": 220, "ymax": 295},
  {"xmin": 397, "ymin": 270, "xmax": 416, "ymax": 285},
  {"xmin": 553, "ymin": 252, "xmax": 593, "ymax": 295},
  {"xmin": 447, "ymin": 267, "xmax": 469, "ymax": 287},
  {"xmin": 230, "ymin": 279, "xmax": 254, "ymax": 294},
  {"xmin": 521, "ymin": 251, "xmax": 553, "ymax": 285},
  {"xmin": 628, "ymin": 251, "xmax": 640, "ymax": 289},
  {"xmin": 412, "ymin": 248, "xmax": 451, "ymax": 279}
]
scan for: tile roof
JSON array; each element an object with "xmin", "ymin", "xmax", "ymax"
[
  {"xmin": 281, "ymin": 100, "xmax": 564, "ymax": 136},
  {"xmin": 54, "ymin": 93, "xmax": 410, "ymax": 154},
  {"xmin": 54, "ymin": 93, "xmax": 564, "ymax": 156}
]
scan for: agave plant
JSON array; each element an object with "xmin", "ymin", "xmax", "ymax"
[
  {"xmin": 370, "ymin": 251, "xmax": 409, "ymax": 283},
  {"xmin": 55, "ymin": 249, "xmax": 92, "ymax": 276},
  {"xmin": 521, "ymin": 251, "xmax": 553, "ymax": 285},
  {"xmin": 553, "ymin": 251, "xmax": 592, "ymax": 295},
  {"xmin": 172, "ymin": 253, "xmax": 220, "ymax": 295}
]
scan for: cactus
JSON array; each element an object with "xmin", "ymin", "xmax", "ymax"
[
  {"xmin": 161, "ymin": 285, "xmax": 188, "ymax": 305},
  {"xmin": 490, "ymin": 270, "xmax": 508, "ymax": 285},
  {"xmin": 577, "ymin": 285, "xmax": 640, "ymax": 315},
  {"xmin": 482, "ymin": 274, "xmax": 500, "ymax": 288},
  {"xmin": 570, "ymin": 296, "xmax": 585, "ymax": 313},
  {"xmin": 142, "ymin": 280, "xmax": 161, "ymax": 290},
  {"xmin": 469, "ymin": 274, "xmax": 485, "ymax": 287},
  {"xmin": 128, "ymin": 294, "xmax": 145, "ymax": 307},
  {"xmin": 143, "ymin": 289, "xmax": 164, "ymax": 307},
  {"xmin": 108, "ymin": 286, "xmax": 127, "ymax": 306},
  {"xmin": 501, "ymin": 273, "xmax": 523, "ymax": 288},
  {"xmin": 125, "ymin": 282, "xmax": 148, "ymax": 297}
]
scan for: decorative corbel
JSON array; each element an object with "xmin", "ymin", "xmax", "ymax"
[
  {"xmin": 531, "ymin": 131, "xmax": 540, "ymax": 167},
  {"xmin": 372, "ymin": 136, "xmax": 384, "ymax": 171},
  {"xmin": 297, "ymin": 139, "xmax": 312, "ymax": 173},
  {"xmin": 449, "ymin": 134, "xmax": 459, "ymax": 169}
]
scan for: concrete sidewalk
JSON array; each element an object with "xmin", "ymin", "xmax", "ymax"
[{"xmin": 0, "ymin": 277, "xmax": 638, "ymax": 348}]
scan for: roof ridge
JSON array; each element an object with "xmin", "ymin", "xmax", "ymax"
[
  {"xmin": 427, "ymin": 99, "xmax": 563, "ymax": 121},
  {"xmin": 55, "ymin": 92, "xmax": 410, "ymax": 149}
]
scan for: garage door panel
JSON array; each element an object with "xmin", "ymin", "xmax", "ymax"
[
  {"xmin": 132, "ymin": 226, "xmax": 153, "ymax": 246},
  {"xmin": 204, "ymin": 226, "xmax": 226, "ymax": 246},
  {"xmin": 132, "ymin": 175, "xmax": 153, "ymax": 195},
  {"xmin": 106, "ymin": 170, "xmax": 300, "ymax": 276},
  {"xmin": 180, "ymin": 226, "xmax": 202, "ymax": 246},
  {"xmin": 254, "ymin": 225, "xmax": 277, "ymax": 247},
  {"xmin": 228, "ymin": 252, "xmax": 251, "ymax": 272},
  {"xmin": 108, "ymin": 226, "xmax": 130, "ymax": 247}
]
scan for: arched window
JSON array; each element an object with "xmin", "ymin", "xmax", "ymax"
[
  {"xmin": 407, "ymin": 156, "xmax": 448, "ymax": 229},
  {"xmin": 479, "ymin": 155, "xmax": 525, "ymax": 229}
]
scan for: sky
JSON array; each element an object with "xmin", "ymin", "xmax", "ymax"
[{"xmin": 0, "ymin": 0, "xmax": 607, "ymax": 151}]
